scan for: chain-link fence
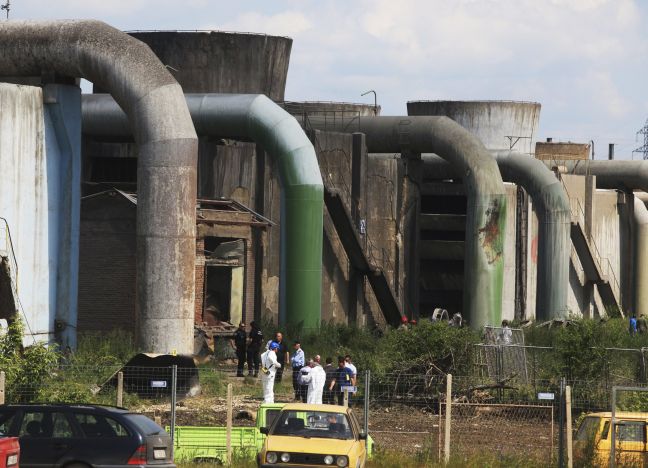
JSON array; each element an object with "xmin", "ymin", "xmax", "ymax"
[
  {"xmin": 7, "ymin": 360, "xmax": 648, "ymax": 464},
  {"xmin": 476, "ymin": 343, "xmax": 648, "ymax": 386},
  {"xmin": 606, "ymin": 385, "xmax": 648, "ymax": 467}
]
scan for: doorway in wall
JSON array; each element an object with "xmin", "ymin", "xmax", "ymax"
[{"xmin": 203, "ymin": 237, "xmax": 245, "ymax": 325}]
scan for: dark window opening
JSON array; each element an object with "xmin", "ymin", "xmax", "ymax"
[
  {"xmin": 204, "ymin": 265, "xmax": 232, "ymax": 324},
  {"xmin": 89, "ymin": 157, "xmax": 137, "ymax": 183}
]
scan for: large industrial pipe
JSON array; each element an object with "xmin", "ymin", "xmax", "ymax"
[
  {"xmin": 294, "ymin": 116, "xmax": 507, "ymax": 329},
  {"xmin": 82, "ymin": 93, "xmax": 324, "ymax": 329},
  {"xmin": 0, "ymin": 20, "xmax": 198, "ymax": 354},
  {"xmin": 634, "ymin": 198, "xmax": 648, "ymax": 318},
  {"xmin": 546, "ymin": 160, "xmax": 648, "ymax": 192},
  {"xmin": 550, "ymin": 160, "xmax": 648, "ymax": 318},
  {"xmin": 420, "ymin": 151, "xmax": 571, "ymax": 321}
]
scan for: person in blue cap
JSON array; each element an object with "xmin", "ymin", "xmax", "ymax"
[{"xmin": 260, "ymin": 341, "xmax": 282, "ymax": 403}]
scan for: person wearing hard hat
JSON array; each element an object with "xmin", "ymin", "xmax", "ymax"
[
  {"xmin": 398, "ymin": 315, "xmax": 410, "ymax": 331},
  {"xmin": 260, "ymin": 341, "xmax": 282, "ymax": 403}
]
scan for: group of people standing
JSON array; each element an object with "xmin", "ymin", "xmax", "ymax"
[
  {"xmin": 230, "ymin": 324, "xmax": 358, "ymax": 405},
  {"xmin": 230, "ymin": 321, "xmax": 265, "ymax": 377},
  {"xmin": 629, "ymin": 315, "xmax": 648, "ymax": 334}
]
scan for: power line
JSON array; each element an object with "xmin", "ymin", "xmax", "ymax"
[{"xmin": 633, "ymin": 118, "xmax": 648, "ymax": 160}]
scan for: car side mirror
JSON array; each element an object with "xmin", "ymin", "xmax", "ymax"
[
  {"xmin": 359, "ymin": 432, "xmax": 368, "ymax": 440},
  {"xmin": 260, "ymin": 427, "xmax": 269, "ymax": 435}
]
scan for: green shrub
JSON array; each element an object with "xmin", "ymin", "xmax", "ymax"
[
  {"xmin": 525, "ymin": 318, "xmax": 648, "ymax": 382},
  {"xmin": 376, "ymin": 320, "xmax": 480, "ymax": 377},
  {"xmin": 0, "ymin": 320, "xmax": 60, "ymax": 402}
]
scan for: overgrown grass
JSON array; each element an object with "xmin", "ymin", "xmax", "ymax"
[{"xmin": 175, "ymin": 450, "xmax": 555, "ymax": 468}]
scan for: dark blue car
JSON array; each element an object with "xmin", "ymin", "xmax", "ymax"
[{"xmin": 0, "ymin": 404, "xmax": 175, "ymax": 468}]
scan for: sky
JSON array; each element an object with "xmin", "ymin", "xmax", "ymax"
[{"xmin": 8, "ymin": 0, "xmax": 648, "ymax": 159}]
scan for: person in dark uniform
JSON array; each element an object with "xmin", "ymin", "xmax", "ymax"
[
  {"xmin": 266, "ymin": 332, "xmax": 289, "ymax": 382},
  {"xmin": 329, "ymin": 356, "xmax": 355, "ymax": 406},
  {"xmin": 247, "ymin": 321, "xmax": 263, "ymax": 377},
  {"xmin": 230, "ymin": 322, "xmax": 247, "ymax": 377},
  {"xmin": 323, "ymin": 357, "xmax": 336, "ymax": 404}
]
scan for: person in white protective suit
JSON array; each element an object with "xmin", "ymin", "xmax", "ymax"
[
  {"xmin": 305, "ymin": 357, "xmax": 327, "ymax": 404},
  {"xmin": 260, "ymin": 341, "xmax": 282, "ymax": 403}
]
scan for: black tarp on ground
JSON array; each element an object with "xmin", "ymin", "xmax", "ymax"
[{"xmin": 107, "ymin": 353, "xmax": 200, "ymax": 399}]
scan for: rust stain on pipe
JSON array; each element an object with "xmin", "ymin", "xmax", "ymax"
[{"xmin": 478, "ymin": 199, "xmax": 504, "ymax": 265}]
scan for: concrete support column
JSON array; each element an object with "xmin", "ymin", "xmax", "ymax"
[
  {"xmin": 44, "ymin": 83, "xmax": 82, "ymax": 349},
  {"xmin": 514, "ymin": 186, "xmax": 528, "ymax": 321},
  {"xmin": 349, "ymin": 133, "xmax": 367, "ymax": 325},
  {"xmin": 585, "ymin": 175, "xmax": 596, "ymax": 241},
  {"xmin": 634, "ymin": 197, "xmax": 648, "ymax": 318},
  {"xmin": 399, "ymin": 153, "xmax": 422, "ymax": 319},
  {"xmin": 584, "ymin": 175, "xmax": 596, "ymax": 316}
]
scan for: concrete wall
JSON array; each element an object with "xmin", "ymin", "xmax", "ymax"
[
  {"xmin": 543, "ymin": 174, "xmax": 630, "ymax": 319},
  {"xmin": 125, "ymin": 32, "xmax": 292, "ymax": 100},
  {"xmin": 283, "ymin": 101, "xmax": 380, "ymax": 117},
  {"xmin": 592, "ymin": 189, "xmax": 632, "ymax": 313},
  {"xmin": 0, "ymin": 82, "xmax": 81, "ymax": 346},
  {"xmin": 316, "ymin": 131, "xmax": 353, "ymax": 323},
  {"xmin": 407, "ymin": 100, "xmax": 541, "ymax": 155},
  {"xmin": 525, "ymin": 198, "xmax": 539, "ymax": 320},
  {"xmin": 366, "ymin": 155, "xmax": 400, "ymax": 326},
  {"xmin": 0, "ymin": 84, "xmax": 49, "ymax": 342},
  {"xmin": 536, "ymin": 142, "xmax": 590, "ymax": 161},
  {"xmin": 502, "ymin": 183, "xmax": 517, "ymax": 321}
]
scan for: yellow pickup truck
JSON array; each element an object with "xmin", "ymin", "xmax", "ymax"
[
  {"xmin": 574, "ymin": 411, "xmax": 648, "ymax": 466},
  {"xmin": 258, "ymin": 403, "xmax": 369, "ymax": 468}
]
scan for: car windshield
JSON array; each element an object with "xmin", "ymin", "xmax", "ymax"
[
  {"xmin": 575, "ymin": 416, "xmax": 600, "ymax": 441},
  {"xmin": 271, "ymin": 410, "xmax": 354, "ymax": 440}
]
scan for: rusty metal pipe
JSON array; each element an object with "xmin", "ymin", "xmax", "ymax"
[{"xmin": 0, "ymin": 20, "xmax": 198, "ymax": 354}]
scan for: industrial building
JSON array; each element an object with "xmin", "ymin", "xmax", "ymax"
[{"xmin": 0, "ymin": 21, "xmax": 645, "ymax": 354}]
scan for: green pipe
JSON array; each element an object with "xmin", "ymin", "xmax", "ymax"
[
  {"xmin": 82, "ymin": 93, "xmax": 323, "ymax": 329},
  {"xmin": 296, "ymin": 115, "xmax": 507, "ymax": 329}
]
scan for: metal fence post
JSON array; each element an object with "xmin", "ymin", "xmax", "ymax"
[
  {"xmin": 363, "ymin": 370, "xmax": 370, "ymax": 435},
  {"xmin": 566, "ymin": 385, "xmax": 573, "ymax": 468},
  {"xmin": 444, "ymin": 374, "xmax": 452, "ymax": 464},
  {"xmin": 170, "ymin": 365, "xmax": 177, "ymax": 459},
  {"xmin": 558, "ymin": 377, "xmax": 565, "ymax": 468},
  {"xmin": 0, "ymin": 371, "xmax": 5, "ymax": 405},
  {"xmin": 610, "ymin": 386, "xmax": 617, "ymax": 468},
  {"xmin": 226, "ymin": 383, "xmax": 233, "ymax": 465},
  {"xmin": 116, "ymin": 371, "xmax": 124, "ymax": 407}
]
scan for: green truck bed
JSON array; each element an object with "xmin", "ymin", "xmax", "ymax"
[
  {"xmin": 170, "ymin": 426, "xmax": 261, "ymax": 462},
  {"xmin": 168, "ymin": 403, "xmax": 373, "ymax": 463},
  {"xmin": 168, "ymin": 403, "xmax": 284, "ymax": 463}
]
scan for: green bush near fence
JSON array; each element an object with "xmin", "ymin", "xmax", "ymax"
[
  {"xmin": 525, "ymin": 318, "xmax": 648, "ymax": 382},
  {"xmin": 6, "ymin": 315, "xmax": 648, "ymax": 407},
  {"xmin": 0, "ymin": 319, "xmax": 60, "ymax": 402},
  {"xmin": 261, "ymin": 317, "xmax": 480, "ymax": 378}
]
